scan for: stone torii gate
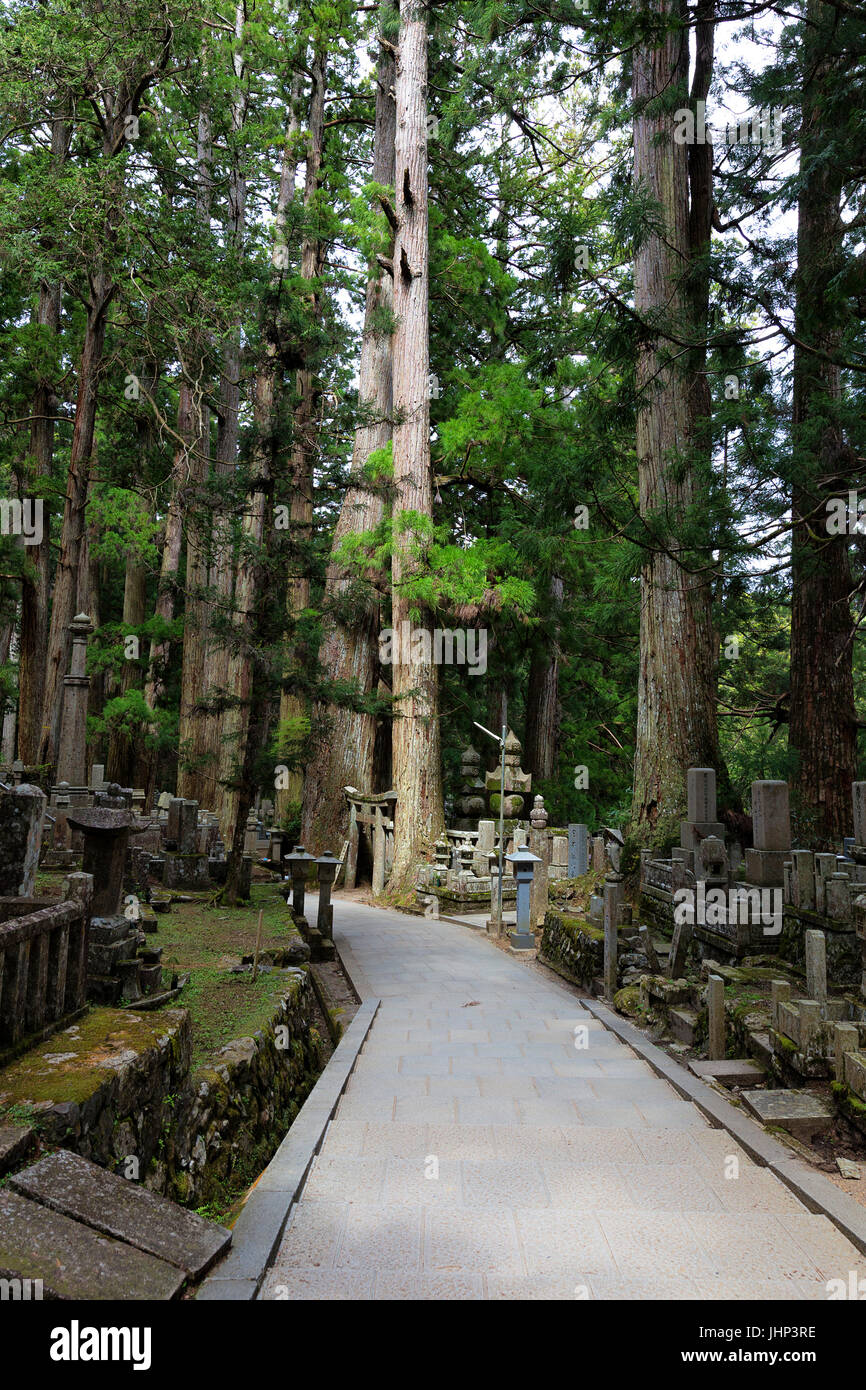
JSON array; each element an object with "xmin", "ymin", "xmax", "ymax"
[{"xmin": 343, "ymin": 788, "xmax": 397, "ymax": 894}]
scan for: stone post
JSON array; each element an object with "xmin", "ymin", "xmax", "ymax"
[
  {"xmin": 55, "ymin": 612, "xmax": 93, "ymax": 787},
  {"xmin": 316, "ymin": 851, "xmax": 340, "ymax": 940},
  {"xmin": 834, "ymin": 1022, "xmax": 859, "ymax": 1082},
  {"xmin": 603, "ymin": 871, "xmax": 623, "ymax": 999},
  {"xmin": 372, "ymin": 806, "xmax": 386, "ymax": 896},
  {"xmin": 854, "ymin": 782, "xmax": 866, "ymax": 849},
  {"xmin": 805, "ymin": 929, "xmax": 827, "ymax": 1002},
  {"xmin": 529, "ymin": 795, "xmax": 549, "ymax": 928},
  {"xmin": 707, "ymin": 974, "xmax": 725, "ymax": 1060}
]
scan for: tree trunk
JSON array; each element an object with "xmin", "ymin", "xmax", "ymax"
[
  {"xmin": 387, "ymin": 4, "xmax": 444, "ymax": 891},
  {"xmin": 300, "ymin": 25, "xmax": 396, "ymax": 853},
  {"xmin": 629, "ymin": 0, "xmax": 722, "ymax": 841},
  {"xmin": 107, "ymin": 509, "xmax": 149, "ymax": 785},
  {"xmin": 217, "ymin": 76, "xmax": 304, "ymax": 854},
  {"xmin": 38, "ymin": 268, "xmax": 113, "ymax": 776},
  {"xmin": 789, "ymin": 0, "xmax": 856, "ymax": 839},
  {"xmin": 176, "ymin": 98, "xmax": 215, "ymax": 806},
  {"xmin": 275, "ymin": 43, "xmax": 328, "ymax": 826},
  {"xmin": 524, "ymin": 576, "xmax": 563, "ymax": 783}
]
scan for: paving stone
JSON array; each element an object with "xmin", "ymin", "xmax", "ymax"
[
  {"xmin": 742, "ymin": 1089, "xmax": 836, "ymax": 1141},
  {"xmin": 0, "ymin": 1189, "xmax": 184, "ymax": 1299},
  {"xmin": 689, "ymin": 1058, "xmax": 766, "ymax": 1088},
  {"xmin": 260, "ymin": 899, "xmax": 866, "ymax": 1301},
  {"xmin": 9, "ymin": 1149, "xmax": 229, "ymax": 1277}
]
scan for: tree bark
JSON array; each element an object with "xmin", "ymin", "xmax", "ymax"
[
  {"xmin": 629, "ymin": 0, "xmax": 722, "ymax": 840},
  {"xmin": 19, "ymin": 106, "xmax": 63, "ymax": 770},
  {"xmin": 275, "ymin": 43, "xmax": 328, "ymax": 826},
  {"xmin": 524, "ymin": 575, "xmax": 563, "ymax": 783},
  {"xmin": 387, "ymin": 2, "xmax": 444, "ymax": 891},
  {"xmin": 37, "ymin": 267, "xmax": 113, "ymax": 777},
  {"xmin": 789, "ymin": 0, "xmax": 856, "ymax": 839},
  {"xmin": 176, "ymin": 96, "xmax": 216, "ymax": 806},
  {"xmin": 300, "ymin": 24, "xmax": 396, "ymax": 853},
  {"xmin": 217, "ymin": 74, "xmax": 305, "ymax": 854}
]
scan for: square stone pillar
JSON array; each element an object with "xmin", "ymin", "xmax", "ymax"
[{"xmin": 56, "ymin": 613, "xmax": 93, "ymax": 788}]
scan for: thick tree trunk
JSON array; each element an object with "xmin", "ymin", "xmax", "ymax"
[
  {"xmin": 176, "ymin": 100, "xmax": 215, "ymax": 806},
  {"xmin": 630, "ymin": 0, "xmax": 722, "ymax": 840},
  {"xmin": 789, "ymin": 0, "xmax": 856, "ymax": 840},
  {"xmin": 107, "ymin": 512, "xmax": 149, "ymax": 785},
  {"xmin": 387, "ymin": 5, "xmax": 444, "ymax": 891},
  {"xmin": 275, "ymin": 44, "xmax": 328, "ymax": 827},
  {"xmin": 524, "ymin": 576, "xmax": 562, "ymax": 783},
  {"xmin": 217, "ymin": 81, "xmax": 303, "ymax": 853},
  {"xmin": 38, "ymin": 269, "xmax": 113, "ymax": 776},
  {"xmin": 19, "ymin": 276, "xmax": 59, "ymax": 768},
  {"xmin": 300, "ymin": 29, "xmax": 396, "ymax": 853}
]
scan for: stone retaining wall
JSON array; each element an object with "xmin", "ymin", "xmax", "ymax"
[
  {"xmin": 539, "ymin": 909, "xmax": 603, "ymax": 989},
  {"xmin": 0, "ymin": 971, "xmax": 323, "ymax": 1208}
]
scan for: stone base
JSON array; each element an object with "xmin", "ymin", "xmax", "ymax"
[
  {"xmin": 163, "ymin": 853, "xmax": 211, "ymax": 890},
  {"xmin": 509, "ymin": 930, "xmax": 535, "ymax": 952},
  {"xmin": 745, "ymin": 849, "xmax": 789, "ymax": 886},
  {"xmin": 680, "ymin": 821, "xmax": 725, "ymax": 852}
]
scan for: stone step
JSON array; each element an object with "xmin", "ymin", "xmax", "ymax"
[
  {"xmin": 689, "ymin": 1058, "xmax": 766, "ymax": 1089},
  {"xmin": 749, "ymin": 1029, "xmax": 774, "ymax": 1067},
  {"xmin": 0, "ymin": 1123, "xmax": 35, "ymax": 1177},
  {"xmin": 0, "ymin": 1188, "xmax": 185, "ymax": 1299},
  {"xmin": 669, "ymin": 1007, "xmax": 699, "ymax": 1046},
  {"xmin": 742, "ymin": 1088, "xmax": 836, "ymax": 1142},
  {"xmin": 10, "ymin": 1149, "xmax": 230, "ymax": 1279}
]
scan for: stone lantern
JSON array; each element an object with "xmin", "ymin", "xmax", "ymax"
[
  {"xmin": 316, "ymin": 851, "xmax": 340, "ymax": 942},
  {"xmin": 506, "ymin": 845, "xmax": 541, "ymax": 951},
  {"xmin": 284, "ymin": 844, "xmax": 316, "ymax": 927}
]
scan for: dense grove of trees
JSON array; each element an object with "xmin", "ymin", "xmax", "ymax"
[{"xmin": 1, "ymin": 0, "xmax": 865, "ymax": 895}]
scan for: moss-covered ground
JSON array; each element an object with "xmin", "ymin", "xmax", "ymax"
[{"xmin": 155, "ymin": 881, "xmax": 308, "ymax": 1066}]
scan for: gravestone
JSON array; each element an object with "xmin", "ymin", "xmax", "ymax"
[
  {"xmin": 805, "ymin": 929, "xmax": 827, "ymax": 1002},
  {"xmin": 680, "ymin": 767, "xmax": 724, "ymax": 851},
  {"xmin": 745, "ymin": 779, "xmax": 791, "ymax": 885},
  {"xmin": 178, "ymin": 801, "xmax": 199, "ymax": 855},
  {"xmin": 567, "ymin": 823, "xmax": 588, "ymax": 877},
  {"xmin": 854, "ymin": 781, "xmax": 866, "ymax": 849},
  {"xmin": 0, "ymin": 784, "xmax": 46, "ymax": 897},
  {"xmin": 551, "ymin": 835, "xmax": 568, "ymax": 874}
]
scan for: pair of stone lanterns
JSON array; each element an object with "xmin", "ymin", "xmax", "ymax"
[{"xmin": 282, "ymin": 845, "xmax": 340, "ymax": 961}]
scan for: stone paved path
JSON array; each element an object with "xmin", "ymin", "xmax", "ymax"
[{"xmin": 261, "ymin": 903, "xmax": 866, "ymax": 1300}]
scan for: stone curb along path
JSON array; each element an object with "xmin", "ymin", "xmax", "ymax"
[{"xmin": 244, "ymin": 902, "xmax": 866, "ymax": 1301}]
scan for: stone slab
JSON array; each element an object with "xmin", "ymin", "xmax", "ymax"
[
  {"xmin": 688, "ymin": 1059, "xmax": 765, "ymax": 1089},
  {"xmin": 741, "ymin": 1089, "xmax": 835, "ymax": 1141},
  {"xmin": 0, "ymin": 1188, "xmax": 185, "ymax": 1299},
  {"xmin": 0, "ymin": 1122, "xmax": 35, "ymax": 1176},
  {"xmin": 10, "ymin": 1149, "xmax": 230, "ymax": 1278}
]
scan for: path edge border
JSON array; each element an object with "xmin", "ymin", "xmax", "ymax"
[
  {"xmin": 197, "ymin": 949, "xmax": 379, "ymax": 1301},
  {"xmin": 582, "ymin": 996, "xmax": 866, "ymax": 1257}
]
